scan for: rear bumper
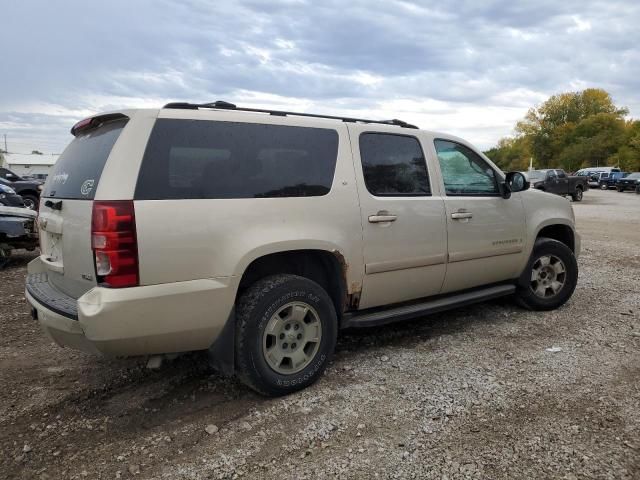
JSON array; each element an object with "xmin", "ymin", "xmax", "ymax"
[{"xmin": 25, "ymin": 258, "xmax": 238, "ymax": 357}]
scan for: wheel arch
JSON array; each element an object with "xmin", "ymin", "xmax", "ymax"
[
  {"xmin": 17, "ymin": 189, "xmax": 39, "ymax": 198},
  {"xmin": 209, "ymin": 244, "xmax": 356, "ymax": 376},
  {"xmin": 236, "ymin": 248, "xmax": 350, "ymax": 320},
  {"xmin": 516, "ymin": 224, "xmax": 576, "ymax": 290},
  {"xmin": 536, "ymin": 223, "xmax": 576, "ymax": 253}
]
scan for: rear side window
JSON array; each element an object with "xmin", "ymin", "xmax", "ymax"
[
  {"xmin": 43, "ymin": 119, "xmax": 127, "ymax": 200},
  {"xmin": 359, "ymin": 133, "xmax": 430, "ymax": 196},
  {"xmin": 135, "ymin": 119, "xmax": 339, "ymax": 199}
]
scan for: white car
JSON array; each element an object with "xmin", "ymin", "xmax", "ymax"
[{"xmin": 26, "ymin": 102, "xmax": 580, "ymax": 395}]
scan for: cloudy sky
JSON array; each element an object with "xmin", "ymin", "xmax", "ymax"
[{"xmin": 1, "ymin": 0, "xmax": 638, "ymax": 155}]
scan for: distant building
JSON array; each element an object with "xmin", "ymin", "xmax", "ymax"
[{"xmin": 2, "ymin": 153, "xmax": 58, "ymax": 179}]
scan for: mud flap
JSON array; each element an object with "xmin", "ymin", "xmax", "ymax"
[
  {"xmin": 206, "ymin": 307, "xmax": 236, "ymax": 376},
  {"xmin": 517, "ymin": 260, "xmax": 532, "ymax": 288}
]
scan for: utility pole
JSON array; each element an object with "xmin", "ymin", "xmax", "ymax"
[{"xmin": 1, "ymin": 135, "xmax": 6, "ymax": 167}]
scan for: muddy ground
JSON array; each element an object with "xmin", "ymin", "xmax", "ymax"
[{"xmin": 1, "ymin": 189, "xmax": 639, "ymax": 479}]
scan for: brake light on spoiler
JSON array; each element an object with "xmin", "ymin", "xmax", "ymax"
[
  {"xmin": 71, "ymin": 113, "xmax": 128, "ymax": 136},
  {"xmin": 91, "ymin": 201, "xmax": 139, "ymax": 288}
]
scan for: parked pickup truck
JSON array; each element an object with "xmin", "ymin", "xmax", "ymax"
[
  {"xmin": 526, "ymin": 169, "xmax": 588, "ymax": 201},
  {"xmin": 0, "ymin": 169, "xmax": 43, "ymax": 210},
  {"xmin": 616, "ymin": 172, "xmax": 640, "ymax": 192},
  {"xmin": 599, "ymin": 171, "xmax": 628, "ymax": 189}
]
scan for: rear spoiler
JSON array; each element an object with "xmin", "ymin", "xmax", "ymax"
[{"xmin": 71, "ymin": 113, "xmax": 129, "ymax": 136}]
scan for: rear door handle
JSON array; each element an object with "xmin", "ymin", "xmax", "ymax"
[
  {"xmin": 368, "ymin": 211, "xmax": 398, "ymax": 223},
  {"xmin": 451, "ymin": 211, "xmax": 473, "ymax": 220}
]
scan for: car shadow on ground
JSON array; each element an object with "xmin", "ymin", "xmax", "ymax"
[
  {"xmin": 51, "ymin": 297, "xmax": 522, "ymax": 418},
  {"xmin": 0, "ymin": 249, "xmax": 38, "ymax": 270}
]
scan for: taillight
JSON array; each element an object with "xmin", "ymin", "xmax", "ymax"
[{"xmin": 91, "ymin": 201, "xmax": 139, "ymax": 288}]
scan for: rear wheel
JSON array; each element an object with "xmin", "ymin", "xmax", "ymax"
[
  {"xmin": 600, "ymin": 183, "xmax": 607, "ymax": 190},
  {"xmin": 515, "ymin": 238, "xmax": 578, "ymax": 311},
  {"xmin": 617, "ymin": 187, "xmax": 624, "ymax": 192},
  {"xmin": 235, "ymin": 274, "xmax": 337, "ymax": 396},
  {"xmin": 571, "ymin": 187, "xmax": 583, "ymax": 202}
]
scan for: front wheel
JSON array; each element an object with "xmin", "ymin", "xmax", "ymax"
[
  {"xmin": 600, "ymin": 183, "xmax": 608, "ymax": 190},
  {"xmin": 571, "ymin": 188, "xmax": 583, "ymax": 202},
  {"xmin": 21, "ymin": 194, "xmax": 38, "ymax": 210},
  {"xmin": 235, "ymin": 274, "xmax": 338, "ymax": 396},
  {"xmin": 617, "ymin": 187, "xmax": 624, "ymax": 192},
  {"xmin": 515, "ymin": 238, "xmax": 578, "ymax": 311}
]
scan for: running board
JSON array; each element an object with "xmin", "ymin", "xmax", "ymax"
[{"xmin": 342, "ymin": 284, "xmax": 516, "ymax": 329}]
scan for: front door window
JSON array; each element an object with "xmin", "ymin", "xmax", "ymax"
[{"xmin": 433, "ymin": 139, "xmax": 498, "ymax": 196}]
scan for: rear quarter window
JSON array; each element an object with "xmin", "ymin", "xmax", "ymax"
[
  {"xmin": 43, "ymin": 119, "xmax": 127, "ymax": 200},
  {"xmin": 135, "ymin": 119, "xmax": 339, "ymax": 199}
]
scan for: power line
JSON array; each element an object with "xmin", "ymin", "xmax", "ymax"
[
  {"xmin": 6, "ymin": 141, "xmax": 65, "ymax": 147},
  {"xmin": 3, "ymin": 151, "xmax": 61, "ymax": 156}
]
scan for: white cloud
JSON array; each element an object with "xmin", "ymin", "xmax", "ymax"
[
  {"xmin": 0, "ymin": 0, "xmax": 638, "ymax": 153},
  {"xmin": 568, "ymin": 15, "xmax": 592, "ymax": 33}
]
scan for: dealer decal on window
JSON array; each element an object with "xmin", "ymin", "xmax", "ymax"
[{"xmin": 80, "ymin": 179, "xmax": 95, "ymax": 196}]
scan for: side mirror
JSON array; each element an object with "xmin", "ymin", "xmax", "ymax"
[
  {"xmin": 505, "ymin": 172, "xmax": 529, "ymax": 193},
  {"xmin": 498, "ymin": 180, "xmax": 511, "ymax": 199}
]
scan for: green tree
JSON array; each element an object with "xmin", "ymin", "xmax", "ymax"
[
  {"xmin": 486, "ymin": 88, "xmax": 637, "ymax": 172},
  {"xmin": 484, "ymin": 136, "xmax": 531, "ymax": 171},
  {"xmin": 608, "ymin": 120, "xmax": 640, "ymax": 171}
]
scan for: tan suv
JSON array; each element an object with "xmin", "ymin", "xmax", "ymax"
[{"xmin": 26, "ymin": 101, "xmax": 580, "ymax": 396}]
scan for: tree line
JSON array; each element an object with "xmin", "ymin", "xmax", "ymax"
[{"xmin": 484, "ymin": 88, "xmax": 640, "ymax": 173}]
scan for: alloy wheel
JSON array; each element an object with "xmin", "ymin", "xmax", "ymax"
[
  {"xmin": 530, "ymin": 254, "xmax": 567, "ymax": 298},
  {"xmin": 262, "ymin": 301, "xmax": 322, "ymax": 374}
]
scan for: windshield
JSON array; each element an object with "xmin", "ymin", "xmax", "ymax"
[
  {"xmin": 0, "ymin": 182, "xmax": 15, "ymax": 193},
  {"xmin": 626, "ymin": 173, "xmax": 640, "ymax": 179},
  {"xmin": 0, "ymin": 168, "xmax": 23, "ymax": 181}
]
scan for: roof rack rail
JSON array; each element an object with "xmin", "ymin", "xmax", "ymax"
[{"xmin": 162, "ymin": 101, "xmax": 418, "ymax": 129}]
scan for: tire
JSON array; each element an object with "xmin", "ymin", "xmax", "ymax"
[
  {"xmin": 600, "ymin": 183, "xmax": 607, "ymax": 190},
  {"xmin": 617, "ymin": 187, "xmax": 624, "ymax": 192},
  {"xmin": 235, "ymin": 274, "xmax": 338, "ymax": 396},
  {"xmin": 636, "ymin": 185, "xmax": 640, "ymax": 194},
  {"xmin": 21, "ymin": 194, "xmax": 38, "ymax": 210},
  {"xmin": 0, "ymin": 247, "xmax": 10, "ymax": 269},
  {"xmin": 515, "ymin": 238, "xmax": 578, "ymax": 311},
  {"xmin": 571, "ymin": 187, "xmax": 583, "ymax": 202}
]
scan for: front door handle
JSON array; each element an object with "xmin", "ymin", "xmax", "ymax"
[
  {"xmin": 451, "ymin": 211, "xmax": 473, "ymax": 220},
  {"xmin": 368, "ymin": 211, "xmax": 398, "ymax": 223}
]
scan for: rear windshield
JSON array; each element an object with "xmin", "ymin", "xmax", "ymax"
[
  {"xmin": 135, "ymin": 119, "xmax": 339, "ymax": 200},
  {"xmin": 43, "ymin": 119, "xmax": 127, "ymax": 199}
]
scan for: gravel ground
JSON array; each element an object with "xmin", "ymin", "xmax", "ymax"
[{"xmin": 1, "ymin": 189, "xmax": 639, "ymax": 479}]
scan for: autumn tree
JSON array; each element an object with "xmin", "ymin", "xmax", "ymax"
[
  {"xmin": 485, "ymin": 88, "xmax": 639, "ymax": 172},
  {"xmin": 484, "ymin": 136, "xmax": 531, "ymax": 171}
]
